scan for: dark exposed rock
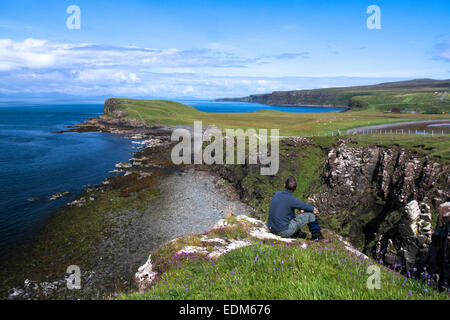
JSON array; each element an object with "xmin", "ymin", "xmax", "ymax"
[
  {"xmin": 375, "ymin": 200, "xmax": 432, "ymax": 272},
  {"xmin": 428, "ymin": 202, "xmax": 450, "ymax": 290},
  {"xmin": 104, "ymin": 98, "xmax": 123, "ymax": 114},
  {"xmin": 313, "ymin": 140, "xmax": 449, "ymax": 251}
]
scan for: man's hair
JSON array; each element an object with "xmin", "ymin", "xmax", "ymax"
[{"xmin": 285, "ymin": 176, "xmax": 297, "ymax": 191}]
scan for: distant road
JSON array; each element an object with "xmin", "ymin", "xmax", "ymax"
[{"xmin": 346, "ymin": 119, "xmax": 450, "ymax": 134}]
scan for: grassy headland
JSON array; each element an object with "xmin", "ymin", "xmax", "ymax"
[{"xmin": 108, "ymin": 98, "xmax": 449, "ymax": 137}]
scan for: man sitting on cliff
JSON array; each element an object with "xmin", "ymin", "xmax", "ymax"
[{"xmin": 268, "ymin": 176, "xmax": 324, "ymax": 241}]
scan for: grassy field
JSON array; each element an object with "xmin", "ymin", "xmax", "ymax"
[
  {"xmin": 111, "ymin": 98, "xmax": 449, "ymax": 137},
  {"xmin": 350, "ymin": 134, "xmax": 450, "ymax": 162},
  {"xmin": 118, "ymin": 218, "xmax": 447, "ymax": 300},
  {"xmin": 351, "ymin": 89, "xmax": 450, "ymax": 113}
]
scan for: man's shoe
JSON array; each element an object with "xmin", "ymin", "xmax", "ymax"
[
  {"xmin": 292, "ymin": 230, "xmax": 307, "ymax": 239},
  {"xmin": 311, "ymin": 231, "xmax": 332, "ymax": 243},
  {"xmin": 311, "ymin": 231, "xmax": 324, "ymax": 241}
]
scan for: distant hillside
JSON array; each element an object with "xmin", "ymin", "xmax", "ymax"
[{"xmin": 217, "ymin": 79, "xmax": 450, "ymax": 113}]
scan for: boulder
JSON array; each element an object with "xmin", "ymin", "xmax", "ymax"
[
  {"xmin": 428, "ymin": 202, "xmax": 450, "ymax": 290},
  {"xmin": 376, "ymin": 200, "xmax": 433, "ymax": 272}
]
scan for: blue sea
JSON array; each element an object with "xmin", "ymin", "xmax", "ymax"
[
  {"xmin": 0, "ymin": 99, "xmax": 342, "ymax": 257},
  {"xmin": 181, "ymin": 100, "xmax": 345, "ymax": 113},
  {"xmin": 0, "ymin": 101, "xmax": 137, "ymax": 257}
]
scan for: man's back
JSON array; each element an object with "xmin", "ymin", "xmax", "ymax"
[{"xmin": 268, "ymin": 190, "xmax": 314, "ymax": 233}]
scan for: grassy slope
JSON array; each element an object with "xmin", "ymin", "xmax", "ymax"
[
  {"xmin": 350, "ymin": 134, "xmax": 450, "ymax": 163},
  {"xmin": 351, "ymin": 89, "xmax": 450, "ymax": 113},
  {"xmin": 119, "ymin": 218, "xmax": 447, "ymax": 300},
  {"xmin": 113, "ymin": 98, "xmax": 449, "ymax": 137}
]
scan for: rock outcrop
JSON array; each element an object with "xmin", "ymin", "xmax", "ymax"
[
  {"xmin": 104, "ymin": 98, "xmax": 122, "ymax": 114},
  {"xmin": 375, "ymin": 201, "xmax": 449, "ymax": 289},
  {"xmin": 428, "ymin": 202, "xmax": 450, "ymax": 289},
  {"xmin": 375, "ymin": 200, "xmax": 432, "ymax": 271},
  {"xmin": 311, "ymin": 140, "xmax": 449, "ymax": 251}
]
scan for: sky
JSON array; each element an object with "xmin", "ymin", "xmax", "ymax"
[{"xmin": 0, "ymin": 0, "xmax": 449, "ymax": 99}]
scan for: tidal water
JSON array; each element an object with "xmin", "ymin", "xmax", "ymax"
[
  {"xmin": 0, "ymin": 102, "xmax": 136, "ymax": 257},
  {"xmin": 179, "ymin": 100, "xmax": 345, "ymax": 113}
]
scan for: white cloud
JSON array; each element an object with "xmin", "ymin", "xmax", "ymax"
[
  {"xmin": 435, "ymin": 41, "xmax": 450, "ymax": 62},
  {"xmin": 0, "ymin": 38, "xmax": 261, "ymax": 71},
  {"xmin": 0, "ymin": 38, "xmax": 408, "ymax": 99}
]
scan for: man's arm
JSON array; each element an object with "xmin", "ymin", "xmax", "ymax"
[{"xmin": 290, "ymin": 196, "xmax": 315, "ymax": 213}]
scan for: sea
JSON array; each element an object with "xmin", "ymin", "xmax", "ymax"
[{"xmin": 0, "ymin": 99, "xmax": 343, "ymax": 257}]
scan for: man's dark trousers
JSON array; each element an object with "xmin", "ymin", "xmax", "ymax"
[{"xmin": 277, "ymin": 212, "xmax": 321, "ymax": 238}]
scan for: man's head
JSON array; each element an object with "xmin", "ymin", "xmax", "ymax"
[{"xmin": 284, "ymin": 176, "xmax": 297, "ymax": 192}]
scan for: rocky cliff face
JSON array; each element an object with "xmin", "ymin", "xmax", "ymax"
[
  {"xmin": 309, "ymin": 141, "xmax": 449, "ymax": 287},
  {"xmin": 311, "ymin": 141, "xmax": 447, "ymax": 245},
  {"xmin": 104, "ymin": 98, "xmax": 121, "ymax": 114},
  {"xmin": 217, "ymin": 91, "xmax": 344, "ymax": 107}
]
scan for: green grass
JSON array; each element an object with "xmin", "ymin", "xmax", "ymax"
[
  {"xmin": 292, "ymin": 146, "xmax": 326, "ymax": 200},
  {"xmin": 118, "ymin": 231, "xmax": 447, "ymax": 300},
  {"xmin": 110, "ymin": 98, "xmax": 449, "ymax": 137},
  {"xmin": 351, "ymin": 134, "xmax": 450, "ymax": 163},
  {"xmin": 351, "ymin": 89, "xmax": 450, "ymax": 114}
]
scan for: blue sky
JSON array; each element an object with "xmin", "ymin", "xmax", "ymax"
[{"xmin": 0, "ymin": 0, "xmax": 449, "ymax": 98}]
